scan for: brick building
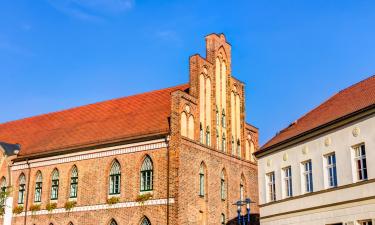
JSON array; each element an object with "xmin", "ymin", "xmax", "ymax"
[{"xmin": 0, "ymin": 33, "xmax": 259, "ymax": 225}]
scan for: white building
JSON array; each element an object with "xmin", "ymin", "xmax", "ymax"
[{"xmin": 255, "ymin": 75, "xmax": 375, "ymax": 225}]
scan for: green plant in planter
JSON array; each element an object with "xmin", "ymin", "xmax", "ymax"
[
  {"xmin": 12, "ymin": 205, "xmax": 24, "ymax": 215},
  {"xmin": 29, "ymin": 204, "xmax": 41, "ymax": 214},
  {"xmin": 46, "ymin": 202, "xmax": 57, "ymax": 212},
  {"xmin": 136, "ymin": 193, "xmax": 153, "ymax": 205},
  {"xmin": 64, "ymin": 201, "xmax": 77, "ymax": 211},
  {"xmin": 106, "ymin": 196, "xmax": 120, "ymax": 205},
  {"xmin": 0, "ymin": 187, "xmax": 11, "ymax": 216}
]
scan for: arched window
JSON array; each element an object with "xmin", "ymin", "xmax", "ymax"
[
  {"xmin": 200, "ymin": 123, "xmax": 204, "ymax": 144},
  {"xmin": 109, "ymin": 160, "xmax": 121, "ymax": 195},
  {"xmin": 240, "ymin": 175, "xmax": 245, "ymax": 201},
  {"xmin": 70, "ymin": 166, "xmax": 78, "ymax": 198},
  {"xmin": 51, "ymin": 169, "xmax": 59, "ymax": 200},
  {"xmin": 18, "ymin": 173, "xmax": 26, "ymax": 204},
  {"xmin": 221, "ymin": 213, "xmax": 226, "ymax": 225},
  {"xmin": 220, "ymin": 170, "xmax": 226, "ymax": 200},
  {"xmin": 141, "ymin": 217, "xmax": 151, "ymax": 225},
  {"xmin": 68, "ymin": 222, "xmax": 74, "ymax": 225},
  {"xmin": 1, "ymin": 177, "xmax": 6, "ymax": 193},
  {"xmin": 199, "ymin": 163, "xmax": 205, "ymax": 197},
  {"xmin": 206, "ymin": 126, "xmax": 211, "ymax": 146},
  {"xmin": 222, "ymin": 109, "xmax": 226, "ymax": 128},
  {"xmin": 110, "ymin": 219, "xmax": 118, "ymax": 225},
  {"xmin": 222, "ymin": 133, "xmax": 226, "ymax": 152},
  {"xmin": 34, "ymin": 171, "xmax": 42, "ymax": 202},
  {"xmin": 231, "ymin": 136, "xmax": 235, "ymax": 155},
  {"xmin": 140, "ymin": 156, "xmax": 153, "ymax": 192}
]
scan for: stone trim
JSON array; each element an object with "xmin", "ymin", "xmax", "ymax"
[
  {"xmin": 13, "ymin": 198, "xmax": 175, "ymax": 217},
  {"xmin": 11, "ymin": 139, "xmax": 167, "ymax": 171}
]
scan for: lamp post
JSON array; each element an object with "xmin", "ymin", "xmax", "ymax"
[{"xmin": 234, "ymin": 198, "xmax": 255, "ymax": 225}]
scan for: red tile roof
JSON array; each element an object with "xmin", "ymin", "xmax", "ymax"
[
  {"xmin": 261, "ymin": 75, "xmax": 375, "ymax": 151},
  {"xmin": 0, "ymin": 84, "xmax": 189, "ymax": 157}
]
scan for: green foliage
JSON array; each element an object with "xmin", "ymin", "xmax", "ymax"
[
  {"xmin": 29, "ymin": 204, "xmax": 41, "ymax": 213},
  {"xmin": 136, "ymin": 193, "xmax": 153, "ymax": 203},
  {"xmin": 46, "ymin": 202, "xmax": 57, "ymax": 212},
  {"xmin": 13, "ymin": 205, "xmax": 24, "ymax": 215},
  {"xmin": 64, "ymin": 201, "xmax": 77, "ymax": 211},
  {"xmin": 106, "ymin": 196, "xmax": 120, "ymax": 205}
]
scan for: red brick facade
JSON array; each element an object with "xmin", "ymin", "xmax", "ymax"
[{"xmin": 0, "ymin": 33, "xmax": 259, "ymax": 225}]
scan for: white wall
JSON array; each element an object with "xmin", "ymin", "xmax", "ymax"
[{"xmin": 258, "ymin": 114, "xmax": 375, "ymax": 223}]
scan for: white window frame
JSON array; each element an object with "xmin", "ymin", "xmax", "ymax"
[
  {"xmin": 282, "ymin": 166, "xmax": 293, "ymax": 198},
  {"xmin": 325, "ymin": 153, "xmax": 338, "ymax": 188},
  {"xmin": 266, "ymin": 172, "xmax": 276, "ymax": 202},
  {"xmin": 353, "ymin": 143, "xmax": 368, "ymax": 182},
  {"xmin": 302, "ymin": 160, "xmax": 313, "ymax": 193}
]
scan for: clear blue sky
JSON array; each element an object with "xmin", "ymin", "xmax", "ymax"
[{"xmin": 1, "ymin": 0, "xmax": 374, "ymax": 145}]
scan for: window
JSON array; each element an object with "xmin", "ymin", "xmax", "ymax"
[
  {"xmin": 220, "ymin": 170, "xmax": 226, "ymax": 200},
  {"xmin": 199, "ymin": 163, "xmax": 205, "ymax": 197},
  {"xmin": 326, "ymin": 153, "xmax": 337, "ymax": 187},
  {"xmin": 109, "ymin": 160, "xmax": 121, "ymax": 195},
  {"xmin": 200, "ymin": 123, "xmax": 204, "ymax": 144},
  {"xmin": 1, "ymin": 177, "xmax": 6, "ymax": 193},
  {"xmin": 354, "ymin": 144, "xmax": 367, "ymax": 181},
  {"xmin": 70, "ymin": 166, "xmax": 78, "ymax": 198},
  {"xmin": 222, "ymin": 109, "xmax": 226, "ymax": 128},
  {"xmin": 359, "ymin": 220, "xmax": 373, "ymax": 225},
  {"xmin": 141, "ymin": 217, "xmax": 151, "ymax": 225},
  {"xmin": 34, "ymin": 171, "xmax": 42, "ymax": 203},
  {"xmin": 283, "ymin": 167, "xmax": 293, "ymax": 198},
  {"xmin": 240, "ymin": 176, "xmax": 244, "ymax": 201},
  {"xmin": 141, "ymin": 156, "xmax": 153, "ymax": 192},
  {"xmin": 302, "ymin": 160, "xmax": 313, "ymax": 193},
  {"xmin": 231, "ymin": 137, "xmax": 235, "ymax": 155},
  {"xmin": 110, "ymin": 219, "xmax": 118, "ymax": 225},
  {"xmin": 68, "ymin": 222, "xmax": 74, "ymax": 225},
  {"xmin": 206, "ymin": 126, "xmax": 211, "ymax": 146},
  {"xmin": 216, "ymin": 129, "xmax": 220, "ymax": 150},
  {"xmin": 237, "ymin": 139, "xmax": 241, "ymax": 157},
  {"xmin": 221, "ymin": 213, "xmax": 225, "ymax": 225},
  {"xmin": 267, "ymin": 172, "xmax": 276, "ymax": 202},
  {"xmin": 222, "ymin": 134, "xmax": 226, "ymax": 152},
  {"xmin": 18, "ymin": 173, "xmax": 26, "ymax": 204},
  {"xmin": 51, "ymin": 169, "xmax": 59, "ymax": 200}
]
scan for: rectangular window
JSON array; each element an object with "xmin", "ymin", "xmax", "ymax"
[
  {"xmin": 354, "ymin": 144, "xmax": 368, "ymax": 181},
  {"xmin": 199, "ymin": 173, "xmax": 204, "ymax": 196},
  {"xmin": 283, "ymin": 167, "xmax": 293, "ymax": 198},
  {"xmin": 34, "ymin": 182, "xmax": 42, "ymax": 202},
  {"xmin": 267, "ymin": 172, "xmax": 276, "ymax": 202},
  {"xmin": 302, "ymin": 160, "xmax": 313, "ymax": 193},
  {"xmin": 141, "ymin": 170, "xmax": 153, "ymax": 192},
  {"xmin": 18, "ymin": 184, "xmax": 25, "ymax": 204},
  {"xmin": 51, "ymin": 180, "xmax": 59, "ymax": 200},
  {"xmin": 109, "ymin": 174, "xmax": 120, "ymax": 195},
  {"xmin": 70, "ymin": 177, "xmax": 78, "ymax": 198},
  {"xmin": 326, "ymin": 153, "xmax": 338, "ymax": 187}
]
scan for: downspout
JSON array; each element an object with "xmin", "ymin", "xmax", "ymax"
[
  {"xmin": 166, "ymin": 135, "xmax": 171, "ymax": 225},
  {"xmin": 23, "ymin": 159, "xmax": 31, "ymax": 225}
]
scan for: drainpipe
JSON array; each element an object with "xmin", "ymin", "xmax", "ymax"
[
  {"xmin": 23, "ymin": 159, "xmax": 31, "ymax": 225},
  {"xmin": 166, "ymin": 135, "xmax": 171, "ymax": 225}
]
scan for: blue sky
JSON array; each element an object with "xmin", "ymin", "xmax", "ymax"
[{"xmin": 1, "ymin": 0, "xmax": 374, "ymax": 145}]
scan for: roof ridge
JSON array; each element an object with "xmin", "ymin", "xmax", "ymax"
[{"xmin": 0, "ymin": 83, "xmax": 189, "ymax": 126}]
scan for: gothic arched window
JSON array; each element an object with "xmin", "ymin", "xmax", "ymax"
[
  {"xmin": 221, "ymin": 213, "xmax": 226, "ymax": 225},
  {"xmin": 110, "ymin": 219, "xmax": 118, "ymax": 225},
  {"xmin": 206, "ymin": 126, "xmax": 211, "ymax": 146},
  {"xmin": 222, "ymin": 133, "xmax": 226, "ymax": 152},
  {"xmin": 140, "ymin": 156, "xmax": 153, "ymax": 192},
  {"xmin": 199, "ymin": 163, "xmax": 205, "ymax": 197},
  {"xmin": 51, "ymin": 169, "xmax": 59, "ymax": 200},
  {"xmin": 141, "ymin": 217, "xmax": 151, "ymax": 225},
  {"xmin": 109, "ymin": 160, "xmax": 121, "ymax": 195},
  {"xmin": 1, "ymin": 177, "xmax": 6, "ymax": 193},
  {"xmin": 34, "ymin": 171, "xmax": 42, "ymax": 202},
  {"xmin": 18, "ymin": 174, "xmax": 26, "ymax": 204},
  {"xmin": 220, "ymin": 170, "xmax": 226, "ymax": 200},
  {"xmin": 222, "ymin": 109, "xmax": 226, "ymax": 128},
  {"xmin": 200, "ymin": 123, "xmax": 204, "ymax": 143},
  {"xmin": 70, "ymin": 166, "xmax": 78, "ymax": 198}
]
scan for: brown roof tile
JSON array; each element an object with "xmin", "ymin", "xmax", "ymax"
[
  {"xmin": 0, "ymin": 84, "xmax": 189, "ymax": 156},
  {"xmin": 261, "ymin": 75, "xmax": 375, "ymax": 151}
]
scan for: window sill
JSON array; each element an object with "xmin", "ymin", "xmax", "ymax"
[
  {"xmin": 108, "ymin": 194, "xmax": 120, "ymax": 198},
  {"xmin": 69, "ymin": 197, "xmax": 77, "ymax": 202},
  {"xmin": 50, "ymin": 199, "xmax": 58, "ymax": 203},
  {"xmin": 139, "ymin": 190, "xmax": 153, "ymax": 195}
]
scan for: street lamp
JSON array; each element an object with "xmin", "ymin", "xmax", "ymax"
[{"xmin": 233, "ymin": 198, "xmax": 255, "ymax": 225}]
